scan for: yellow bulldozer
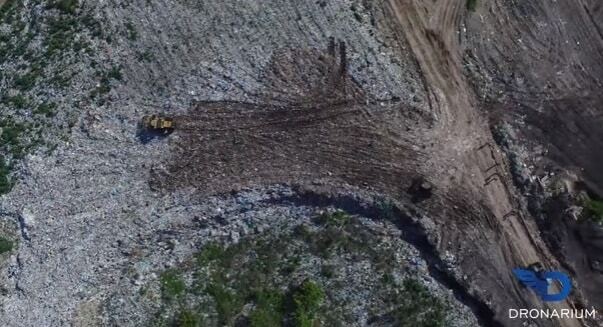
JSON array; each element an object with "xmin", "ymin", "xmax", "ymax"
[{"xmin": 142, "ymin": 115, "xmax": 175, "ymax": 134}]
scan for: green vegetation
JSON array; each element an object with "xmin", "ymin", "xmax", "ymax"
[
  {"xmin": 175, "ymin": 309, "xmax": 203, "ymax": 327},
  {"xmin": 350, "ymin": 4, "xmax": 363, "ymax": 23},
  {"xmin": 0, "ymin": 117, "xmax": 46, "ymax": 161},
  {"xmin": 80, "ymin": 13, "xmax": 103, "ymax": 38},
  {"xmin": 315, "ymin": 210, "xmax": 350, "ymax": 227},
  {"xmin": 136, "ymin": 50, "xmax": 155, "ymax": 62},
  {"xmin": 0, "ymin": 0, "xmax": 21, "ymax": 19},
  {"xmin": 249, "ymin": 290, "xmax": 284, "ymax": 327},
  {"xmin": 1, "ymin": 119, "xmax": 29, "ymax": 159},
  {"xmin": 160, "ymin": 270, "xmax": 186, "ymax": 301},
  {"xmin": 206, "ymin": 283, "xmax": 242, "ymax": 325},
  {"xmin": 0, "ymin": 0, "xmax": 106, "ymax": 195},
  {"xmin": 153, "ymin": 237, "xmax": 328, "ymax": 326},
  {"xmin": 0, "ymin": 158, "xmax": 12, "ymax": 195},
  {"xmin": 90, "ymin": 67, "xmax": 123, "ymax": 99},
  {"xmin": 393, "ymin": 279, "xmax": 448, "ymax": 327},
  {"xmin": 107, "ymin": 65, "xmax": 123, "ymax": 81},
  {"xmin": 6, "ymin": 94, "xmax": 28, "ymax": 109},
  {"xmin": 14, "ymin": 66, "xmax": 42, "ymax": 91},
  {"xmin": 0, "ymin": 236, "xmax": 14, "ymax": 254},
  {"xmin": 466, "ymin": 0, "xmax": 477, "ymax": 12},
  {"xmin": 125, "ymin": 21, "xmax": 138, "ymax": 41},
  {"xmin": 292, "ymin": 280, "xmax": 325, "ymax": 327},
  {"xmin": 146, "ymin": 212, "xmax": 451, "ymax": 326},
  {"xmin": 584, "ymin": 199, "xmax": 603, "ymax": 225},
  {"xmin": 34, "ymin": 102, "xmax": 57, "ymax": 118},
  {"xmin": 48, "ymin": 0, "xmax": 79, "ymax": 14},
  {"xmin": 302, "ymin": 211, "xmax": 381, "ymax": 259},
  {"xmin": 46, "ymin": 16, "xmax": 80, "ymax": 56}
]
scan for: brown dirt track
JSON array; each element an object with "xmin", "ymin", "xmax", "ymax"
[{"xmin": 386, "ymin": 1, "xmax": 586, "ymax": 326}]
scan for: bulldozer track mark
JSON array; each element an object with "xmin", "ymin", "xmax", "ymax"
[
  {"xmin": 151, "ymin": 96, "xmax": 422, "ymax": 196},
  {"xmin": 177, "ymin": 107, "xmax": 363, "ymax": 133}
]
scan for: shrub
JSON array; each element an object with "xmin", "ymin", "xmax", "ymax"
[
  {"xmin": 206, "ymin": 283, "xmax": 243, "ymax": 325},
  {"xmin": 175, "ymin": 309, "xmax": 203, "ymax": 327},
  {"xmin": 49, "ymin": 0, "xmax": 78, "ymax": 14},
  {"xmin": 160, "ymin": 270, "xmax": 186, "ymax": 301},
  {"xmin": 0, "ymin": 236, "xmax": 13, "ymax": 254},
  {"xmin": 0, "ymin": 119, "xmax": 27, "ymax": 148},
  {"xmin": 108, "ymin": 65, "xmax": 122, "ymax": 81},
  {"xmin": 14, "ymin": 72, "xmax": 38, "ymax": 91},
  {"xmin": 316, "ymin": 210, "xmax": 350, "ymax": 227},
  {"xmin": 125, "ymin": 22, "xmax": 138, "ymax": 41},
  {"xmin": 0, "ymin": 0, "xmax": 20, "ymax": 18},
  {"xmin": 0, "ymin": 158, "xmax": 11, "ymax": 195},
  {"xmin": 46, "ymin": 17, "xmax": 79, "ymax": 55},
  {"xmin": 584, "ymin": 199, "xmax": 603, "ymax": 225},
  {"xmin": 7, "ymin": 94, "xmax": 28, "ymax": 109},
  {"xmin": 249, "ymin": 289, "xmax": 284, "ymax": 327},
  {"xmin": 394, "ymin": 279, "xmax": 448, "ymax": 327},
  {"xmin": 196, "ymin": 242, "xmax": 224, "ymax": 265},
  {"xmin": 35, "ymin": 102, "xmax": 57, "ymax": 117},
  {"xmin": 293, "ymin": 280, "xmax": 325, "ymax": 327},
  {"xmin": 466, "ymin": 0, "xmax": 477, "ymax": 11}
]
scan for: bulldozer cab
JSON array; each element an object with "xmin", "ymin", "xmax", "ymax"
[{"xmin": 142, "ymin": 115, "xmax": 175, "ymax": 134}]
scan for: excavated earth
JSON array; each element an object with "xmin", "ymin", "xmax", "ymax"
[{"xmin": 0, "ymin": 0, "xmax": 601, "ymax": 326}]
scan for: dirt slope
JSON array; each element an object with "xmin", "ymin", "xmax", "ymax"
[
  {"xmin": 464, "ymin": 0, "xmax": 603, "ymax": 315},
  {"xmin": 386, "ymin": 1, "xmax": 589, "ymax": 325}
]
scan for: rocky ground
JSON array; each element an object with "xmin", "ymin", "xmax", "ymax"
[{"xmin": 0, "ymin": 0, "xmax": 601, "ymax": 326}]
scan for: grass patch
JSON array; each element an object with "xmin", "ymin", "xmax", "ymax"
[
  {"xmin": 315, "ymin": 210, "xmax": 350, "ymax": 227},
  {"xmin": 0, "ymin": 0, "xmax": 103, "ymax": 195},
  {"xmin": 206, "ymin": 283, "xmax": 243, "ymax": 325},
  {"xmin": 584, "ymin": 199, "xmax": 603, "ymax": 225},
  {"xmin": 136, "ymin": 50, "xmax": 155, "ymax": 62},
  {"xmin": 174, "ymin": 309, "xmax": 203, "ymax": 327},
  {"xmin": 90, "ymin": 67, "xmax": 124, "ymax": 99},
  {"xmin": 0, "ymin": 0, "xmax": 21, "ymax": 19},
  {"xmin": 393, "ymin": 279, "xmax": 448, "ymax": 327},
  {"xmin": 14, "ymin": 69, "xmax": 41, "ymax": 91},
  {"xmin": 48, "ymin": 0, "xmax": 79, "ymax": 14},
  {"xmin": 292, "ymin": 280, "xmax": 325, "ymax": 327},
  {"xmin": 196, "ymin": 242, "xmax": 226, "ymax": 265},
  {"xmin": 6, "ymin": 94, "xmax": 28, "ymax": 109},
  {"xmin": 34, "ymin": 102, "xmax": 57, "ymax": 117},
  {"xmin": 107, "ymin": 65, "xmax": 123, "ymax": 81},
  {"xmin": 46, "ymin": 16, "xmax": 79, "ymax": 56},
  {"xmin": 0, "ymin": 158, "xmax": 12, "ymax": 195},
  {"xmin": 0, "ymin": 118, "xmax": 39, "ymax": 159},
  {"xmin": 466, "ymin": 0, "xmax": 477, "ymax": 11},
  {"xmin": 0, "ymin": 119, "xmax": 27, "ymax": 147},
  {"xmin": 249, "ymin": 289, "xmax": 285, "ymax": 327},
  {"xmin": 125, "ymin": 21, "xmax": 138, "ymax": 41},
  {"xmin": 0, "ymin": 236, "xmax": 13, "ymax": 254},
  {"xmin": 160, "ymin": 270, "xmax": 186, "ymax": 301}
]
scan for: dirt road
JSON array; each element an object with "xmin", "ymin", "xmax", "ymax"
[{"xmin": 387, "ymin": 0, "xmax": 585, "ymax": 326}]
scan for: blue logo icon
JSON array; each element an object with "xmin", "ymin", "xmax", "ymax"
[{"xmin": 513, "ymin": 268, "xmax": 572, "ymax": 302}]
